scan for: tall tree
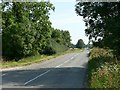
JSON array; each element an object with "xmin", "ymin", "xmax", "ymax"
[
  {"xmin": 43, "ymin": 28, "xmax": 71, "ymax": 55},
  {"xmin": 51, "ymin": 29, "xmax": 62, "ymax": 43},
  {"xmin": 75, "ymin": 2, "xmax": 120, "ymax": 57},
  {"xmin": 61, "ymin": 30, "xmax": 71, "ymax": 47},
  {"xmin": 76, "ymin": 39, "xmax": 85, "ymax": 48},
  {"xmin": 2, "ymin": 1, "xmax": 72, "ymax": 60},
  {"xmin": 2, "ymin": 2, "xmax": 54, "ymax": 60}
]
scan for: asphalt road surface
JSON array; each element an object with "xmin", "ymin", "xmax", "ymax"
[{"xmin": 1, "ymin": 49, "xmax": 89, "ymax": 89}]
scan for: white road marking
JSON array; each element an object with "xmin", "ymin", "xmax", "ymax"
[
  {"xmin": 24, "ymin": 70, "xmax": 51, "ymax": 85},
  {"xmin": 74, "ymin": 53, "xmax": 79, "ymax": 57},
  {"xmin": 55, "ymin": 53, "xmax": 79, "ymax": 68},
  {"xmin": 24, "ymin": 53, "xmax": 80, "ymax": 85},
  {"xmin": 70, "ymin": 57, "xmax": 74, "ymax": 60},
  {"xmin": 55, "ymin": 58, "xmax": 71, "ymax": 68},
  {"xmin": 1, "ymin": 73, "xmax": 8, "ymax": 77},
  {"xmin": 55, "ymin": 64, "xmax": 63, "ymax": 68}
]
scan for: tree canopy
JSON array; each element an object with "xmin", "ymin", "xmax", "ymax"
[
  {"xmin": 2, "ymin": 2, "xmax": 71, "ymax": 60},
  {"xmin": 76, "ymin": 39, "xmax": 85, "ymax": 48},
  {"xmin": 75, "ymin": 2, "xmax": 120, "ymax": 57}
]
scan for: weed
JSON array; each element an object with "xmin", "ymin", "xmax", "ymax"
[{"xmin": 88, "ymin": 48, "xmax": 120, "ymax": 88}]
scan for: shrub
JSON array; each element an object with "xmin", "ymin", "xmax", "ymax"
[
  {"xmin": 88, "ymin": 48, "xmax": 120, "ymax": 88},
  {"xmin": 42, "ymin": 46, "xmax": 56, "ymax": 55},
  {"xmin": 42, "ymin": 39, "xmax": 69, "ymax": 55}
]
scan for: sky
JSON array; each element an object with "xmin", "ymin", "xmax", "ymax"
[
  {"xmin": 1, "ymin": 0, "xmax": 89, "ymax": 45},
  {"xmin": 48, "ymin": 0, "xmax": 89, "ymax": 44},
  {"xmin": 1, "ymin": 0, "xmax": 89, "ymax": 44}
]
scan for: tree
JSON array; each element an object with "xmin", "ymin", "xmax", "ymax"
[
  {"xmin": 2, "ymin": 1, "xmax": 72, "ymax": 60},
  {"xmin": 75, "ymin": 2, "xmax": 120, "ymax": 57},
  {"xmin": 43, "ymin": 28, "xmax": 71, "ymax": 55},
  {"xmin": 61, "ymin": 30, "xmax": 71, "ymax": 47},
  {"xmin": 51, "ymin": 29, "xmax": 71, "ymax": 47},
  {"xmin": 2, "ymin": 2, "xmax": 32, "ymax": 59},
  {"xmin": 51, "ymin": 29, "xmax": 62, "ymax": 43},
  {"xmin": 2, "ymin": 1, "xmax": 54, "ymax": 60},
  {"xmin": 76, "ymin": 39, "xmax": 85, "ymax": 48}
]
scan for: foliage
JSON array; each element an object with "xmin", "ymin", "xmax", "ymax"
[
  {"xmin": 75, "ymin": 2, "xmax": 120, "ymax": 57},
  {"xmin": 1, "ymin": 48, "xmax": 83, "ymax": 68},
  {"xmin": 43, "ymin": 29, "xmax": 71, "ymax": 55},
  {"xmin": 2, "ymin": 2, "xmax": 55, "ymax": 60},
  {"xmin": 2, "ymin": 2, "xmax": 71, "ymax": 61},
  {"xmin": 76, "ymin": 39, "xmax": 85, "ymax": 48},
  {"xmin": 85, "ymin": 44, "xmax": 93, "ymax": 49},
  {"xmin": 88, "ymin": 48, "xmax": 120, "ymax": 88},
  {"xmin": 51, "ymin": 29, "xmax": 71, "ymax": 47},
  {"xmin": 71, "ymin": 43, "xmax": 76, "ymax": 48}
]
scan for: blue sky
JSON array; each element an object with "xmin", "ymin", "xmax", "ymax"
[{"xmin": 49, "ymin": 0, "xmax": 89, "ymax": 44}]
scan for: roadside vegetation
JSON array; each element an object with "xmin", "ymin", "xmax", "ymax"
[
  {"xmin": 1, "ymin": 1, "xmax": 85, "ymax": 69},
  {"xmin": 75, "ymin": 2, "xmax": 120, "ymax": 88},
  {"xmin": 88, "ymin": 48, "xmax": 120, "ymax": 88},
  {"xmin": 2, "ymin": 2, "xmax": 71, "ymax": 62},
  {"xmin": 1, "ymin": 48, "xmax": 83, "ymax": 69}
]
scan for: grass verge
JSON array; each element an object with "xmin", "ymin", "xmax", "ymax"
[
  {"xmin": 88, "ymin": 48, "xmax": 120, "ymax": 88},
  {"xmin": 1, "ymin": 48, "xmax": 83, "ymax": 69}
]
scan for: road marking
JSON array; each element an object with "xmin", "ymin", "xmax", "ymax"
[
  {"xmin": 74, "ymin": 53, "xmax": 79, "ymax": 57},
  {"xmin": 56, "ymin": 60, "xmax": 68, "ymax": 68},
  {"xmin": 55, "ymin": 59, "xmax": 71, "ymax": 68},
  {"xmin": 70, "ymin": 57, "xmax": 74, "ymax": 60},
  {"xmin": 55, "ymin": 64, "xmax": 63, "ymax": 68},
  {"xmin": 24, "ymin": 53, "xmax": 80, "ymax": 85},
  {"xmin": 55, "ymin": 53, "xmax": 79, "ymax": 68},
  {"xmin": 1, "ymin": 73, "xmax": 8, "ymax": 77},
  {"xmin": 24, "ymin": 70, "xmax": 51, "ymax": 85},
  {"xmin": 2, "ymin": 74, "xmax": 6, "ymax": 76}
]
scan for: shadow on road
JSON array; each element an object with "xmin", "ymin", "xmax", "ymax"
[{"xmin": 2, "ymin": 67, "xmax": 88, "ymax": 89}]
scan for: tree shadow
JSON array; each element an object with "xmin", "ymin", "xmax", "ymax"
[{"xmin": 2, "ymin": 67, "xmax": 88, "ymax": 88}]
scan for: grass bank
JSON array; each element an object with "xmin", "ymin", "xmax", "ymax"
[
  {"xmin": 1, "ymin": 48, "xmax": 83, "ymax": 69},
  {"xmin": 88, "ymin": 48, "xmax": 120, "ymax": 88}
]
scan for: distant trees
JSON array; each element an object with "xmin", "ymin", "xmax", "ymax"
[
  {"xmin": 43, "ymin": 29, "xmax": 71, "ymax": 55},
  {"xmin": 76, "ymin": 39, "xmax": 85, "ymax": 48},
  {"xmin": 2, "ymin": 2, "xmax": 71, "ymax": 60},
  {"xmin": 75, "ymin": 2, "xmax": 120, "ymax": 57}
]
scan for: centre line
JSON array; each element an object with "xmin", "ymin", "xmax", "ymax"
[
  {"xmin": 24, "ymin": 53, "xmax": 80, "ymax": 85},
  {"xmin": 1, "ymin": 73, "xmax": 8, "ymax": 77},
  {"xmin": 24, "ymin": 70, "xmax": 51, "ymax": 85},
  {"xmin": 55, "ymin": 53, "xmax": 79, "ymax": 68}
]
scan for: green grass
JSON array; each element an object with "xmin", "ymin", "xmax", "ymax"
[
  {"xmin": 88, "ymin": 48, "xmax": 120, "ymax": 88},
  {"xmin": 1, "ymin": 48, "xmax": 83, "ymax": 69}
]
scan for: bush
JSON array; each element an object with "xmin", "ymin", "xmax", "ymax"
[
  {"xmin": 42, "ymin": 39, "xmax": 69, "ymax": 55},
  {"xmin": 88, "ymin": 48, "xmax": 120, "ymax": 88},
  {"xmin": 42, "ymin": 46, "xmax": 56, "ymax": 55}
]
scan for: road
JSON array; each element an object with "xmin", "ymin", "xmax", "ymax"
[{"xmin": 1, "ymin": 49, "xmax": 89, "ymax": 89}]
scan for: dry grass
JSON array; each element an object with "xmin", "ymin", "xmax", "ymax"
[{"xmin": 0, "ymin": 48, "xmax": 83, "ymax": 68}]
